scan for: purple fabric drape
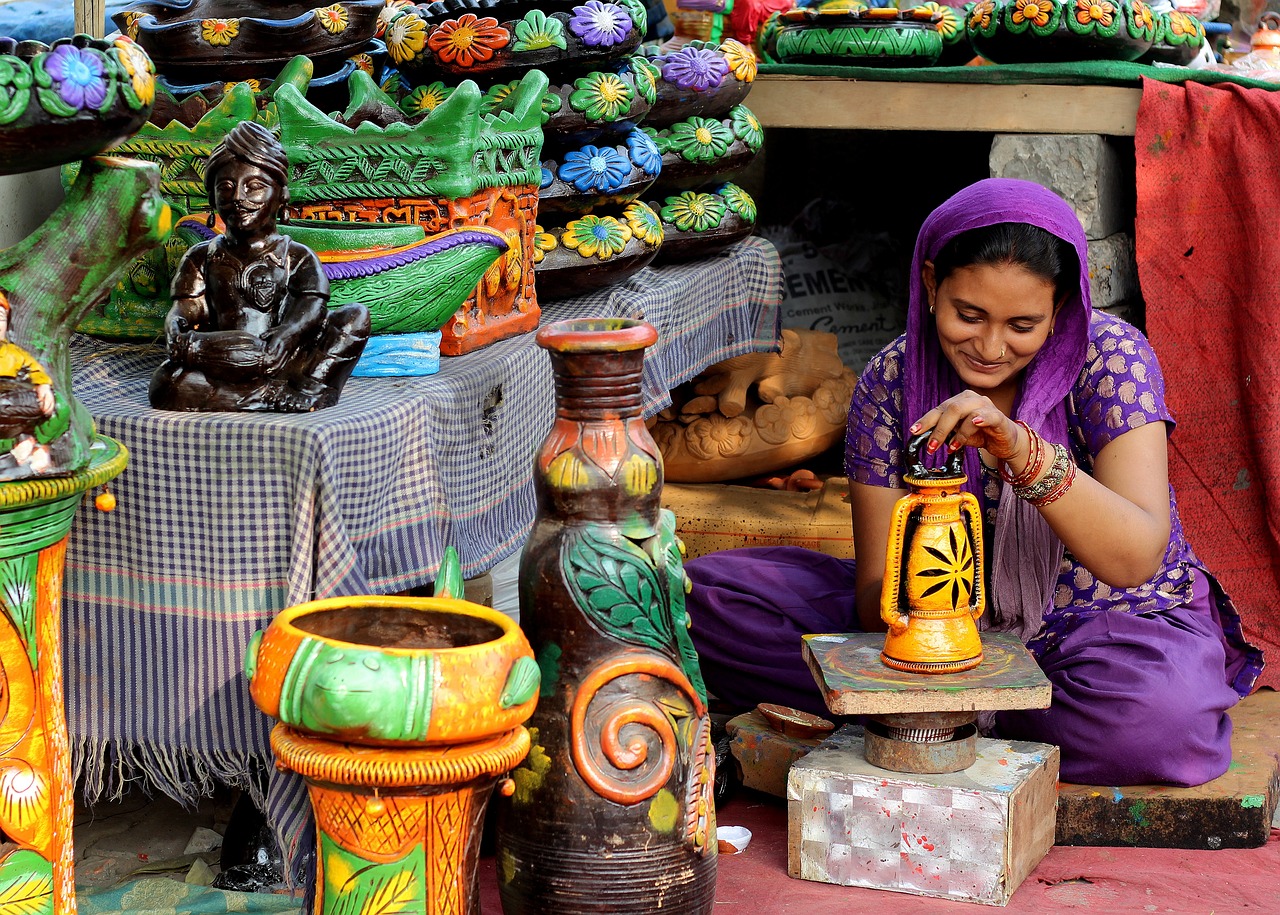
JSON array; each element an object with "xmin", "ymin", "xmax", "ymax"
[{"xmin": 904, "ymin": 178, "xmax": 1092, "ymax": 639}]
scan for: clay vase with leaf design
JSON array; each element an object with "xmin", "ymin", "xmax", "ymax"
[
  {"xmin": 880, "ymin": 432, "xmax": 986, "ymax": 674},
  {"xmin": 495, "ymin": 318, "xmax": 717, "ymax": 914}
]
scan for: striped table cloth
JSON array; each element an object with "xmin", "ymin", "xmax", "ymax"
[{"xmin": 61, "ymin": 236, "xmax": 782, "ymax": 882}]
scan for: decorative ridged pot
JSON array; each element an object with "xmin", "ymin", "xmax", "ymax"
[
  {"xmin": 652, "ymin": 181, "xmax": 756, "ymax": 263},
  {"xmin": 965, "ymin": 0, "xmax": 1157, "ymax": 63},
  {"xmin": 495, "ymin": 318, "xmax": 717, "ymax": 914},
  {"xmin": 880, "ymin": 433, "xmax": 986, "ymax": 674},
  {"xmin": 532, "ymin": 202, "xmax": 663, "ymax": 300},
  {"xmin": 0, "ymin": 34, "xmax": 156, "ymax": 175},
  {"xmin": 247, "ymin": 594, "xmax": 539, "ymax": 914},
  {"xmin": 773, "ymin": 7, "xmax": 945, "ymax": 66}
]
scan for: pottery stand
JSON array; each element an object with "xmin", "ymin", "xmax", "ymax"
[
  {"xmin": 791, "ymin": 632, "xmax": 1057, "ymax": 905},
  {"xmin": 246, "ymin": 593, "xmax": 540, "ymax": 913},
  {"xmin": 0, "ymin": 441, "xmax": 127, "ymax": 914}
]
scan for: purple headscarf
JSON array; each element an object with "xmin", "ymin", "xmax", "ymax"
[{"xmin": 904, "ymin": 178, "xmax": 1092, "ymax": 640}]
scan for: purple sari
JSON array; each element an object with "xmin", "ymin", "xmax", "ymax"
[{"xmin": 686, "ymin": 179, "xmax": 1263, "ymax": 787}]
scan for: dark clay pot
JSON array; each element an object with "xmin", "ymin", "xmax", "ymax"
[
  {"xmin": 494, "ymin": 318, "xmax": 717, "ymax": 914},
  {"xmin": 966, "ymin": 0, "xmax": 1157, "ymax": 64}
]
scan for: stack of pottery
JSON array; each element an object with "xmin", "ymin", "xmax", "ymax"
[
  {"xmin": 383, "ymin": 0, "xmax": 670, "ymax": 299},
  {"xmin": 964, "ymin": 0, "xmax": 1159, "ymax": 63},
  {"xmin": 246, "ymin": 588, "xmax": 541, "ymax": 914},
  {"xmin": 641, "ymin": 37, "xmax": 763, "ymax": 261},
  {"xmin": 0, "ymin": 33, "xmax": 171, "ymax": 913},
  {"xmin": 115, "ymin": 0, "xmax": 386, "ymax": 111}
]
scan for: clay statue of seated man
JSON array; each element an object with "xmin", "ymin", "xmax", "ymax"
[{"xmin": 149, "ymin": 120, "xmax": 370, "ymax": 413}]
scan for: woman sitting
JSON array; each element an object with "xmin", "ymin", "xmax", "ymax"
[{"xmin": 687, "ymin": 178, "xmax": 1262, "ymax": 787}]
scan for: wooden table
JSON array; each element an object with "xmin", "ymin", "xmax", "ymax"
[{"xmin": 751, "ymin": 74, "xmax": 1141, "ymax": 136}]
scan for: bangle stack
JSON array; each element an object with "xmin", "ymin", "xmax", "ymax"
[{"xmin": 999, "ymin": 420, "xmax": 1078, "ymax": 508}]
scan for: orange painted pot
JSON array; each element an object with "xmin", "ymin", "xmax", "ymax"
[
  {"xmin": 880, "ymin": 432, "xmax": 985, "ymax": 674},
  {"xmin": 246, "ymin": 595, "xmax": 539, "ymax": 747}
]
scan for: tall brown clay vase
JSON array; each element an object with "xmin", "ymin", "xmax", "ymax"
[{"xmin": 495, "ymin": 318, "xmax": 717, "ymax": 913}]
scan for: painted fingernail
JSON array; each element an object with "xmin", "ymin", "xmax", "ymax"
[
  {"xmin": 909, "ymin": 422, "xmax": 920, "ymax": 434},
  {"xmin": 971, "ymin": 416, "xmax": 984, "ymax": 426},
  {"xmin": 949, "ymin": 442, "xmax": 961, "ymax": 452},
  {"xmin": 927, "ymin": 439, "xmax": 940, "ymax": 453}
]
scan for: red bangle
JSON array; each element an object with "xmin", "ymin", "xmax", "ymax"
[
  {"xmin": 1000, "ymin": 421, "xmax": 1045, "ymax": 487},
  {"xmin": 1029, "ymin": 459, "xmax": 1077, "ymax": 508}
]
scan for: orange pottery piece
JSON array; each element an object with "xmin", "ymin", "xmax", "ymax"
[
  {"xmin": 880, "ymin": 432, "xmax": 985, "ymax": 674},
  {"xmin": 246, "ymin": 594, "xmax": 539, "ymax": 914}
]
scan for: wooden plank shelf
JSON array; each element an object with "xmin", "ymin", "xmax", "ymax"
[{"xmin": 751, "ymin": 74, "xmax": 1142, "ymax": 136}]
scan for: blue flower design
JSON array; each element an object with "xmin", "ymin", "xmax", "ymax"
[
  {"xmin": 558, "ymin": 144, "xmax": 632, "ymax": 193},
  {"xmin": 541, "ymin": 166, "xmax": 554, "ymax": 189},
  {"xmin": 626, "ymin": 131, "xmax": 662, "ymax": 177},
  {"xmin": 45, "ymin": 45, "xmax": 107, "ymax": 110},
  {"xmin": 569, "ymin": 0, "xmax": 633, "ymax": 47}
]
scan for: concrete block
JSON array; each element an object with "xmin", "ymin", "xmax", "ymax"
[
  {"xmin": 989, "ymin": 134, "xmax": 1131, "ymax": 239},
  {"xmin": 788, "ymin": 725, "xmax": 1059, "ymax": 906},
  {"xmin": 1087, "ymin": 231, "xmax": 1140, "ymax": 312},
  {"xmin": 1057, "ymin": 689, "xmax": 1280, "ymax": 849}
]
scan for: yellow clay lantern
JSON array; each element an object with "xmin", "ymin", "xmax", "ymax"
[{"xmin": 880, "ymin": 432, "xmax": 985, "ymax": 673}]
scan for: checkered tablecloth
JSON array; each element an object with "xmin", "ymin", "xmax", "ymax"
[{"xmin": 61, "ymin": 237, "xmax": 781, "ymax": 879}]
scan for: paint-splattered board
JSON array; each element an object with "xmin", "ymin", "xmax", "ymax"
[
  {"xmin": 788, "ymin": 725, "xmax": 1060, "ymax": 905},
  {"xmin": 1056, "ymin": 688, "xmax": 1280, "ymax": 849},
  {"xmin": 802, "ymin": 632, "xmax": 1052, "ymax": 715}
]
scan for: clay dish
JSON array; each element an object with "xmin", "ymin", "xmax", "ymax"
[{"xmin": 757, "ymin": 703, "xmax": 836, "ymax": 740}]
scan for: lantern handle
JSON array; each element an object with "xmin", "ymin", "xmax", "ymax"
[{"xmin": 905, "ymin": 430, "xmax": 965, "ymax": 480}]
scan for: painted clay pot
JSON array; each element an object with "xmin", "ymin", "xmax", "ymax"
[
  {"xmin": 532, "ymin": 202, "xmax": 663, "ymax": 299},
  {"xmin": 652, "ymin": 182, "xmax": 756, "ymax": 263},
  {"xmin": 1138, "ymin": 10, "xmax": 1206, "ymax": 64},
  {"xmin": 113, "ymin": 0, "xmax": 385, "ymax": 83},
  {"xmin": 247, "ymin": 594, "xmax": 539, "ymax": 914},
  {"xmin": 385, "ymin": 0, "xmax": 647, "ymax": 80},
  {"xmin": 773, "ymin": 7, "xmax": 945, "ymax": 67},
  {"xmin": 495, "ymin": 318, "xmax": 717, "ymax": 914},
  {"xmin": 539, "ymin": 128, "xmax": 662, "ymax": 214},
  {"xmin": 246, "ymin": 595, "xmax": 539, "ymax": 746},
  {"xmin": 645, "ymin": 104, "xmax": 763, "ymax": 190},
  {"xmin": 637, "ymin": 38, "xmax": 756, "ymax": 129},
  {"xmin": 966, "ymin": 0, "xmax": 1157, "ymax": 64},
  {"xmin": 0, "ymin": 35, "xmax": 155, "ymax": 176},
  {"xmin": 536, "ymin": 57, "xmax": 658, "ymax": 148},
  {"xmin": 879, "ymin": 433, "xmax": 986, "ymax": 674}
]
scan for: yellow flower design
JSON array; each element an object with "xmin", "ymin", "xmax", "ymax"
[
  {"xmin": 1074, "ymin": 0, "xmax": 1114, "ymax": 26},
  {"xmin": 223, "ymin": 78, "xmax": 262, "ymax": 94},
  {"xmin": 532, "ymin": 226, "xmax": 557, "ymax": 264},
  {"xmin": 1012, "ymin": 0, "xmax": 1053, "ymax": 27},
  {"xmin": 721, "ymin": 38, "xmax": 757, "ymax": 82},
  {"xmin": 968, "ymin": 0, "xmax": 995, "ymax": 29},
  {"xmin": 120, "ymin": 11, "xmax": 143, "ymax": 39},
  {"xmin": 1130, "ymin": 0, "xmax": 1154, "ymax": 30},
  {"xmin": 1168, "ymin": 10, "xmax": 1197, "ymax": 36},
  {"xmin": 483, "ymin": 227, "xmax": 523, "ymax": 295},
  {"xmin": 386, "ymin": 11, "xmax": 427, "ymax": 64},
  {"xmin": 314, "ymin": 4, "xmax": 349, "ymax": 33},
  {"xmin": 113, "ymin": 38, "xmax": 155, "ymax": 106},
  {"xmin": 200, "ymin": 18, "xmax": 240, "ymax": 46}
]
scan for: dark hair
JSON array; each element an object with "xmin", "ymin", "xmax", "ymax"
[{"xmin": 932, "ymin": 222, "xmax": 1078, "ymax": 306}]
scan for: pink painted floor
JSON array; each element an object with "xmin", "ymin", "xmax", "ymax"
[{"xmin": 477, "ymin": 792, "xmax": 1280, "ymax": 912}]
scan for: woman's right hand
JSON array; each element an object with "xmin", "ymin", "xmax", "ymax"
[{"xmin": 909, "ymin": 390, "xmax": 1030, "ymax": 471}]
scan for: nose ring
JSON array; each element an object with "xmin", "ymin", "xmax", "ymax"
[{"xmin": 999, "ymin": 343, "xmax": 1006, "ymax": 359}]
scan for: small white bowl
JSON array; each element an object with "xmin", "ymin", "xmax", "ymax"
[{"xmin": 716, "ymin": 825, "xmax": 752, "ymax": 855}]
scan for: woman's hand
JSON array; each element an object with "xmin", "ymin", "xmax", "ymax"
[{"xmin": 909, "ymin": 390, "xmax": 1028, "ymax": 467}]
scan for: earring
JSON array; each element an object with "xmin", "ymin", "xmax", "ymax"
[
  {"xmin": 277, "ymin": 206, "xmax": 289, "ymax": 224},
  {"xmin": 928, "ymin": 304, "xmax": 935, "ymax": 315},
  {"xmin": 205, "ymin": 211, "xmax": 216, "ymax": 229},
  {"xmin": 1049, "ymin": 326, "xmax": 1055, "ymax": 336}
]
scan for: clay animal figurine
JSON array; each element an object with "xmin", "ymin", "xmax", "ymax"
[{"xmin": 150, "ymin": 120, "xmax": 371, "ymax": 412}]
